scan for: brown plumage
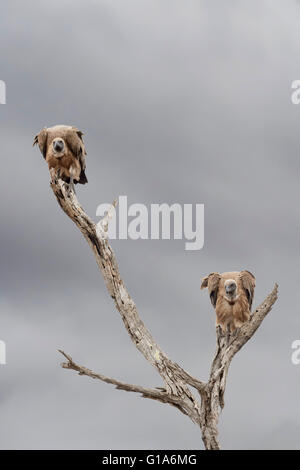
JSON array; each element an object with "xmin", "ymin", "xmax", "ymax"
[
  {"xmin": 33, "ymin": 125, "xmax": 88, "ymax": 184},
  {"xmin": 201, "ymin": 271, "xmax": 256, "ymax": 332}
]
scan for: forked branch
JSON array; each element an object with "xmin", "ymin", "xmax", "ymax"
[{"xmin": 50, "ymin": 176, "xmax": 278, "ymax": 450}]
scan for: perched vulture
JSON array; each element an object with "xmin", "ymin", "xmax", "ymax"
[
  {"xmin": 201, "ymin": 271, "xmax": 256, "ymax": 332},
  {"xmin": 33, "ymin": 125, "xmax": 87, "ymax": 184}
]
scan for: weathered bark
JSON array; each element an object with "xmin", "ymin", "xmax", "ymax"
[{"xmin": 50, "ymin": 175, "xmax": 278, "ymax": 449}]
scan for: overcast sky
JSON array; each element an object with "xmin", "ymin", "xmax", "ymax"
[{"xmin": 1, "ymin": 0, "xmax": 300, "ymax": 450}]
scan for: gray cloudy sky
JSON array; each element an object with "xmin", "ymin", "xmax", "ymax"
[{"xmin": 1, "ymin": 0, "xmax": 300, "ymax": 450}]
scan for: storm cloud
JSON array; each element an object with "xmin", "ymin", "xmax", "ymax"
[{"xmin": 0, "ymin": 0, "xmax": 299, "ymax": 449}]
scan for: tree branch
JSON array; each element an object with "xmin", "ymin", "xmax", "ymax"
[
  {"xmin": 49, "ymin": 175, "xmax": 278, "ymax": 450},
  {"xmin": 51, "ymin": 176, "xmax": 203, "ymax": 424},
  {"xmin": 58, "ymin": 349, "xmax": 190, "ymax": 411}
]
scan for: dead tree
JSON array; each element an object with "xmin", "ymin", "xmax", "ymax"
[{"xmin": 49, "ymin": 175, "xmax": 278, "ymax": 450}]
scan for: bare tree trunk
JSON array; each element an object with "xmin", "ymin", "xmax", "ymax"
[{"xmin": 49, "ymin": 176, "xmax": 278, "ymax": 450}]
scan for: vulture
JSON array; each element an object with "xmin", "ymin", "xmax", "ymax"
[
  {"xmin": 201, "ymin": 270, "xmax": 256, "ymax": 332},
  {"xmin": 33, "ymin": 125, "xmax": 87, "ymax": 185}
]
